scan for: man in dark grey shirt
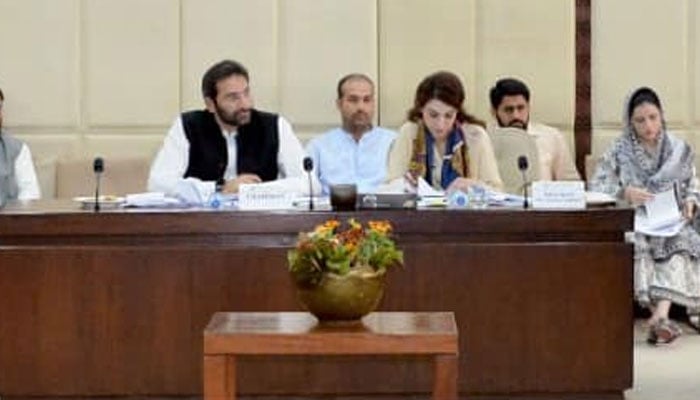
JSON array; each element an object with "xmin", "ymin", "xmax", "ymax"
[{"xmin": 0, "ymin": 87, "xmax": 41, "ymax": 203}]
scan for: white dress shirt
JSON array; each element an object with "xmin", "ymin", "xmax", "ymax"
[
  {"xmin": 15, "ymin": 143, "xmax": 41, "ymax": 200},
  {"xmin": 148, "ymin": 114, "xmax": 317, "ymax": 197}
]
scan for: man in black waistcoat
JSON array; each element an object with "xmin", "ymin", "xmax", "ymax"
[{"xmin": 148, "ymin": 59, "xmax": 309, "ymax": 197}]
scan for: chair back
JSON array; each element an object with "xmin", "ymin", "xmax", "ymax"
[
  {"xmin": 55, "ymin": 157, "xmax": 151, "ymax": 198},
  {"xmin": 490, "ymin": 127, "xmax": 540, "ymax": 195}
]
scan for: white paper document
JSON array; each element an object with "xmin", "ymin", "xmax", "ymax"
[
  {"xmin": 634, "ymin": 188, "xmax": 685, "ymax": 237},
  {"xmin": 414, "ymin": 177, "xmax": 447, "ymax": 208},
  {"xmin": 487, "ymin": 191, "xmax": 525, "ymax": 207},
  {"xmin": 124, "ymin": 192, "xmax": 183, "ymax": 208},
  {"xmin": 584, "ymin": 191, "xmax": 616, "ymax": 205},
  {"xmin": 416, "ymin": 177, "xmax": 444, "ymax": 197}
]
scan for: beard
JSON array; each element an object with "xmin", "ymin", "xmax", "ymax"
[
  {"xmin": 214, "ymin": 102, "xmax": 251, "ymax": 127},
  {"xmin": 343, "ymin": 111, "xmax": 372, "ymax": 133},
  {"xmin": 497, "ymin": 116, "xmax": 528, "ymax": 130}
]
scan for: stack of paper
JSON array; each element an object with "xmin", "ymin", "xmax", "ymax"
[
  {"xmin": 585, "ymin": 191, "xmax": 616, "ymax": 205},
  {"xmin": 487, "ymin": 191, "xmax": 525, "ymax": 207},
  {"xmin": 634, "ymin": 189, "xmax": 685, "ymax": 237},
  {"xmin": 125, "ymin": 192, "xmax": 182, "ymax": 208}
]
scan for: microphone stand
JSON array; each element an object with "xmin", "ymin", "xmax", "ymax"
[
  {"xmin": 303, "ymin": 157, "xmax": 314, "ymax": 211},
  {"xmin": 307, "ymin": 171, "xmax": 314, "ymax": 211},
  {"xmin": 94, "ymin": 171, "xmax": 102, "ymax": 212},
  {"xmin": 517, "ymin": 156, "xmax": 530, "ymax": 210},
  {"xmin": 521, "ymin": 171, "xmax": 529, "ymax": 209},
  {"xmin": 93, "ymin": 157, "xmax": 104, "ymax": 213}
]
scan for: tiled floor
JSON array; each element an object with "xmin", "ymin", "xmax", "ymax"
[
  {"xmin": 3, "ymin": 320, "xmax": 699, "ymax": 399},
  {"xmin": 624, "ymin": 319, "xmax": 700, "ymax": 400}
]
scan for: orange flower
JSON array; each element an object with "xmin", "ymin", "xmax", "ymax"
[
  {"xmin": 348, "ymin": 218, "xmax": 361, "ymax": 230},
  {"xmin": 368, "ymin": 220, "xmax": 392, "ymax": 235},
  {"xmin": 344, "ymin": 241, "xmax": 357, "ymax": 253},
  {"xmin": 314, "ymin": 219, "xmax": 340, "ymax": 235}
]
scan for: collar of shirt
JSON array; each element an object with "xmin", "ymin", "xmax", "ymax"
[
  {"xmin": 221, "ymin": 127, "xmax": 238, "ymax": 181},
  {"xmin": 339, "ymin": 126, "xmax": 376, "ymax": 144},
  {"xmin": 221, "ymin": 127, "xmax": 238, "ymax": 140}
]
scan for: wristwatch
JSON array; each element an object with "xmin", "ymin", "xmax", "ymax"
[{"xmin": 215, "ymin": 178, "xmax": 225, "ymax": 193}]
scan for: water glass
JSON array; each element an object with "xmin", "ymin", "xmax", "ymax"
[{"xmin": 469, "ymin": 185, "xmax": 488, "ymax": 209}]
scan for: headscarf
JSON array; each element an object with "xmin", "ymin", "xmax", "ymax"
[
  {"xmin": 592, "ymin": 87, "xmax": 700, "ymax": 260},
  {"xmin": 408, "ymin": 122, "xmax": 469, "ymax": 189},
  {"xmin": 613, "ymin": 87, "xmax": 694, "ymax": 196}
]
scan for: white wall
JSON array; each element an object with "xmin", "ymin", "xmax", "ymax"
[
  {"xmin": 0, "ymin": 0, "xmax": 576, "ymax": 166},
  {"xmin": 591, "ymin": 0, "xmax": 700, "ymax": 165}
]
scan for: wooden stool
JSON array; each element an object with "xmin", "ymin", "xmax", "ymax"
[{"xmin": 203, "ymin": 311, "xmax": 459, "ymax": 400}]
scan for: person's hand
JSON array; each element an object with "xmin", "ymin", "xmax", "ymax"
[
  {"xmin": 446, "ymin": 177, "xmax": 480, "ymax": 194},
  {"xmin": 683, "ymin": 200, "xmax": 697, "ymax": 220},
  {"xmin": 221, "ymin": 174, "xmax": 262, "ymax": 193},
  {"xmin": 403, "ymin": 172, "xmax": 418, "ymax": 187},
  {"xmin": 624, "ymin": 186, "xmax": 654, "ymax": 206}
]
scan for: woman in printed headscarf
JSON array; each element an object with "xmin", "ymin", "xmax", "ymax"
[
  {"xmin": 386, "ymin": 71, "xmax": 502, "ymax": 192},
  {"xmin": 590, "ymin": 86, "xmax": 700, "ymax": 344}
]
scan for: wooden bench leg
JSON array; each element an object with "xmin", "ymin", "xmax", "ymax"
[
  {"xmin": 204, "ymin": 354, "xmax": 236, "ymax": 400},
  {"xmin": 432, "ymin": 354, "xmax": 458, "ymax": 400}
]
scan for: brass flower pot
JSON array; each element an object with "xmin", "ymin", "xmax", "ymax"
[{"xmin": 295, "ymin": 266, "xmax": 386, "ymax": 321}]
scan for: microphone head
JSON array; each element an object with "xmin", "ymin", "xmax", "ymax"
[
  {"xmin": 303, "ymin": 156, "xmax": 313, "ymax": 172},
  {"xmin": 517, "ymin": 155, "xmax": 528, "ymax": 171},
  {"xmin": 93, "ymin": 157, "xmax": 104, "ymax": 173}
]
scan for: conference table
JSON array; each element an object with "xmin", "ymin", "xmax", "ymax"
[{"xmin": 0, "ymin": 200, "xmax": 633, "ymax": 399}]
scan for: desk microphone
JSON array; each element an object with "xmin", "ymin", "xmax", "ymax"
[
  {"xmin": 93, "ymin": 157, "xmax": 104, "ymax": 212},
  {"xmin": 517, "ymin": 155, "xmax": 529, "ymax": 209},
  {"xmin": 303, "ymin": 157, "xmax": 314, "ymax": 211}
]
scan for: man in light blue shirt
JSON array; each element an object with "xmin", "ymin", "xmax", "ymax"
[{"xmin": 306, "ymin": 74, "xmax": 397, "ymax": 194}]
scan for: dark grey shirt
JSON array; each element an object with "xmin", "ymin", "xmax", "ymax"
[{"xmin": 0, "ymin": 131, "xmax": 23, "ymax": 204}]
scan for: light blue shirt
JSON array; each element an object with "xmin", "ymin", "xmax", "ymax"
[{"xmin": 306, "ymin": 127, "xmax": 397, "ymax": 194}]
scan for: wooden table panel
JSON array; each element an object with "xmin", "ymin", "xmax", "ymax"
[
  {"xmin": 0, "ymin": 201, "xmax": 633, "ymax": 398},
  {"xmin": 203, "ymin": 312, "xmax": 458, "ymax": 400},
  {"xmin": 0, "ymin": 249, "xmax": 194, "ymax": 394}
]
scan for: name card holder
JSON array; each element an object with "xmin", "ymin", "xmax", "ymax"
[
  {"xmin": 238, "ymin": 184, "xmax": 295, "ymax": 211},
  {"xmin": 531, "ymin": 181, "xmax": 585, "ymax": 209}
]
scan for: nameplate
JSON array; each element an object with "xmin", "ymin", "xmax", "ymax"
[
  {"xmin": 531, "ymin": 181, "xmax": 585, "ymax": 209},
  {"xmin": 238, "ymin": 184, "xmax": 295, "ymax": 210}
]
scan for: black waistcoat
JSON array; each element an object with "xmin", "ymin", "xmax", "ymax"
[{"xmin": 181, "ymin": 109, "xmax": 279, "ymax": 182}]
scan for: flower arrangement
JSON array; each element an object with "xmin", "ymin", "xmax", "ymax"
[{"xmin": 288, "ymin": 218, "xmax": 404, "ymax": 289}]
